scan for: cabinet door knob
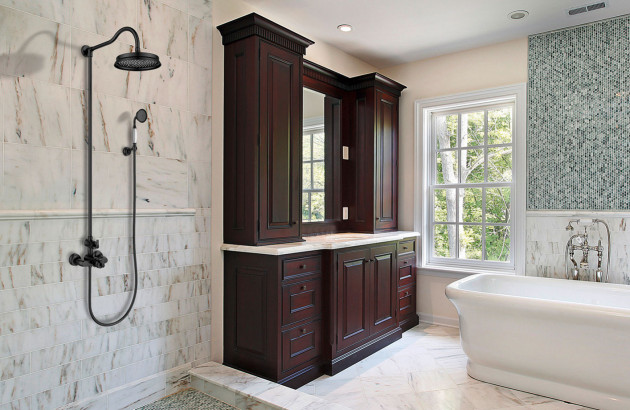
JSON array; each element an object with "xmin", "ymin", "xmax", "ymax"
[
  {"xmin": 375, "ymin": 217, "xmax": 380, "ymax": 221},
  {"xmin": 405, "ymin": 292, "xmax": 410, "ymax": 296},
  {"xmin": 292, "ymin": 221, "xmax": 297, "ymax": 225},
  {"xmin": 300, "ymin": 285, "xmax": 307, "ymax": 290},
  {"xmin": 301, "ymin": 328, "xmax": 306, "ymax": 334},
  {"xmin": 403, "ymin": 260, "xmax": 408, "ymax": 264},
  {"xmin": 300, "ymin": 264, "xmax": 307, "ymax": 269},
  {"xmin": 403, "ymin": 246, "xmax": 408, "ymax": 250}
]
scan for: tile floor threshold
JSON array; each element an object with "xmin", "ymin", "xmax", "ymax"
[{"xmin": 190, "ymin": 324, "xmax": 594, "ymax": 410}]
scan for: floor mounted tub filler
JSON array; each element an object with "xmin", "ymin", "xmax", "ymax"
[{"xmin": 446, "ymin": 274, "xmax": 630, "ymax": 410}]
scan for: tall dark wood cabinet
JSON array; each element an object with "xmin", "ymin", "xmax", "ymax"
[
  {"xmin": 344, "ymin": 75, "xmax": 405, "ymax": 233},
  {"xmin": 220, "ymin": 13, "xmax": 416, "ymax": 390},
  {"xmin": 219, "ymin": 14, "xmax": 314, "ymax": 245}
]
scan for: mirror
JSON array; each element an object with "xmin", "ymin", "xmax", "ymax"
[{"xmin": 302, "ymin": 88, "xmax": 326, "ymax": 222}]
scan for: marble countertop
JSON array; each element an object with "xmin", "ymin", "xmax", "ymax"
[{"xmin": 221, "ymin": 231, "xmax": 420, "ymax": 255}]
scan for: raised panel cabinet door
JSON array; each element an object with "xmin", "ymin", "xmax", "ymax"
[
  {"xmin": 369, "ymin": 244, "xmax": 397, "ymax": 335},
  {"xmin": 336, "ymin": 248, "xmax": 371, "ymax": 351},
  {"xmin": 374, "ymin": 90, "xmax": 398, "ymax": 231},
  {"xmin": 259, "ymin": 41, "xmax": 302, "ymax": 241}
]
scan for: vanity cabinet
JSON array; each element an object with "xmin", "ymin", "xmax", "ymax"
[
  {"xmin": 224, "ymin": 251, "xmax": 324, "ymax": 388},
  {"xmin": 219, "ymin": 14, "xmax": 314, "ymax": 246}
]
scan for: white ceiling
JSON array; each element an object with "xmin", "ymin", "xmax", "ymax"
[{"xmin": 242, "ymin": 0, "xmax": 630, "ymax": 68}]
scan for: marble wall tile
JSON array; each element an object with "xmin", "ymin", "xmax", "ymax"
[
  {"xmin": 0, "ymin": 266, "xmax": 30, "ymax": 290},
  {"xmin": 189, "ymin": 16, "xmax": 212, "ymax": 68},
  {"xmin": 136, "ymin": 156, "xmax": 188, "ymax": 208},
  {"xmin": 1, "ymin": 77, "xmax": 72, "ymax": 148},
  {"xmin": 0, "ymin": 354, "xmax": 30, "ymax": 381},
  {"xmin": 135, "ymin": 102, "xmax": 188, "ymax": 160},
  {"xmin": 186, "ymin": 113, "xmax": 211, "ymax": 162},
  {"xmin": 71, "ymin": 89, "xmax": 133, "ymax": 153},
  {"xmin": 128, "ymin": 54, "xmax": 189, "ymax": 110},
  {"xmin": 0, "ymin": 310, "xmax": 29, "ymax": 336},
  {"xmin": 0, "ymin": 0, "xmax": 70, "ymax": 23},
  {"xmin": 0, "ymin": 7, "xmax": 71, "ymax": 86},
  {"xmin": 2, "ymin": 144, "xmax": 71, "ymax": 210},
  {"xmin": 70, "ymin": 28, "xmax": 134, "ymax": 94},
  {"xmin": 188, "ymin": 0, "xmax": 212, "ymax": 20},
  {"xmin": 71, "ymin": 150, "xmax": 132, "ymax": 210},
  {"xmin": 0, "ymin": 1, "xmax": 212, "ymax": 408},
  {"xmin": 188, "ymin": 161, "xmax": 211, "ymax": 208},
  {"xmin": 139, "ymin": 0, "xmax": 188, "ymax": 61},
  {"xmin": 71, "ymin": 0, "xmax": 137, "ymax": 38},
  {"xmin": 188, "ymin": 63, "xmax": 211, "ymax": 115}
]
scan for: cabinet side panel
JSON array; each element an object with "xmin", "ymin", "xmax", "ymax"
[{"xmin": 224, "ymin": 38, "xmax": 258, "ymax": 244}]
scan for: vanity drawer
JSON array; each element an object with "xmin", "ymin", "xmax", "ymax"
[
  {"xmin": 398, "ymin": 239, "xmax": 415, "ymax": 256},
  {"xmin": 398, "ymin": 285, "xmax": 416, "ymax": 317},
  {"xmin": 398, "ymin": 256, "xmax": 415, "ymax": 288},
  {"xmin": 281, "ymin": 320, "xmax": 322, "ymax": 372},
  {"xmin": 282, "ymin": 276, "xmax": 322, "ymax": 325},
  {"xmin": 282, "ymin": 255, "xmax": 322, "ymax": 281}
]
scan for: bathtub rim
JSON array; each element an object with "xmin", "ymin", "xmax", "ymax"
[{"xmin": 446, "ymin": 273, "xmax": 630, "ymax": 318}]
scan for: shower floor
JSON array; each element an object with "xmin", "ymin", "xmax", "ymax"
[{"xmin": 138, "ymin": 388, "xmax": 236, "ymax": 410}]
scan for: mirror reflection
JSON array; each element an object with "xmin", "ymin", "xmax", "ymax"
[{"xmin": 302, "ymin": 88, "xmax": 326, "ymax": 222}]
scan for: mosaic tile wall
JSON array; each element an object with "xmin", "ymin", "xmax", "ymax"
[
  {"xmin": 527, "ymin": 15, "xmax": 630, "ymax": 210},
  {"xmin": 0, "ymin": 0, "xmax": 213, "ymax": 408}
]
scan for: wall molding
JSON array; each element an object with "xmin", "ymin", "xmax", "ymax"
[{"xmin": 0, "ymin": 208, "xmax": 197, "ymax": 221}]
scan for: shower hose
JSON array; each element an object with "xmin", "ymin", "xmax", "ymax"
[{"xmin": 87, "ymin": 142, "xmax": 138, "ymax": 327}]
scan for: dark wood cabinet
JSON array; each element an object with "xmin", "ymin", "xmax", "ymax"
[
  {"xmin": 374, "ymin": 91, "xmax": 398, "ymax": 231},
  {"xmin": 348, "ymin": 77, "xmax": 405, "ymax": 233},
  {"xmin": 335, "ymin": 248, "xmax": 371, "ymax": 351},
  {"xmin": 224, "ymin": 237, "xmax": 418, "ymax": 387},
  {"xmin": 369, "ymin": 244, "xmax": 397, "ymax": 335},
  {"xmin": 224, "ymin": 251, "xmax": 323, "ymax": 388},
  {"xmin": 219, "ymin": 14, "xmax": 313, "ymax": 245}
]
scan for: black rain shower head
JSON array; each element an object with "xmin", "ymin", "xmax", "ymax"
[
  {"xmin": 115, "ymin": 52, "xmax": 161, "ymax": 71},
  {"xmin": 81, "ymin": 26, "xmax": 161, "ymax": 71}
]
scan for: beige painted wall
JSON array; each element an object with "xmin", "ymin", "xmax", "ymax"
[
  {"xmin": 380, "ymin": 38, "xmax": 529, "ymax": 325},
  {"xmin": 210, "ymin": 0, "xmax": 377, "ymax": 360}
]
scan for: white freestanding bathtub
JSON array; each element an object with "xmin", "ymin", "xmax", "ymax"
[{"xmin": 446, "ymin": 274, "xmax": 630, "ymax": 410}]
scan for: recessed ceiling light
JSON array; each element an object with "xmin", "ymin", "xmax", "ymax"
[
  {"xmin": 337, "ymin": 24, "xmax": 352, "ymax": 32},
  {"xmin": 508, "ymin": 10, "xmax": 529, "ymax": 20}
]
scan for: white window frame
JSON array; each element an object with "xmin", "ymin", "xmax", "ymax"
[{"xmin": 414, "ymin": 84, "xmax": 526, "ymax": 277}]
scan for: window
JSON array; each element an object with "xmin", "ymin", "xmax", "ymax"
[
  {"xmin": 302, "ymin": 123, "xmax": 325, "ymax": 222},
  {"xmin": 416, "ymin": 85, "xmax": 526, "ymax": 274}
]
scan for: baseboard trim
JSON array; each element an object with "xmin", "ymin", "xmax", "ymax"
[{"xmin": 418, "ymin": 312, "xmax": 459, "ymax": 328}]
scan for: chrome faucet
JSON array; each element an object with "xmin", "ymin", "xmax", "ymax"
[{"xmin": 564, "ymin": 219, "xmax": 611, "ymax": 282}]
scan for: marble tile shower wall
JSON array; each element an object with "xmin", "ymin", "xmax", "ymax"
[
  {"xmin": 0, "ymin": 0, "xmax": 213, "ymax": 409},
  {"xmin": 526, "ymin": 215, "xmax": 630, "ymax": 285}
]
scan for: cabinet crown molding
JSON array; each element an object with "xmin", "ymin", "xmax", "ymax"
[
  {"xmin": 303, "ymin": 60, "xmax": 407, "ymax": 97},
  {"xmin": 217, "ymin": 13, "xmax": 314, "ymax": 55}
]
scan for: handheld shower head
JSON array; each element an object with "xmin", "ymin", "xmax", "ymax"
[{"xmin": 134, "ymin": 109, "xmax": 147, "ymax": 124}]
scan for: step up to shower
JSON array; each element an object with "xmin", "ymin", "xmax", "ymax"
[{"xmin": 189, "ymin": 362, "xmax": 348, "ymax": 410}]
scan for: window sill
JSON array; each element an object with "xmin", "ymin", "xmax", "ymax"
[{"xmin": 418, "ymin": 264, "xmax": 517, "ymax": 280}]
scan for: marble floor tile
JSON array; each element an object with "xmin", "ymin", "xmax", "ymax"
[{"xmin": 305, "ymin": 324, "xmax": 583, "ymax": 410}]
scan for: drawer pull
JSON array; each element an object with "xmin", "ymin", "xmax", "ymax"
[
  {"xmin": 301, "ymin": 328, "xmax": 306, "ymax": 334},
  {"xmin": 403, "ymin": 246, "xmax": 408, "ymax": 250},
  {"xmin": 403, "ymin": 260, "xmax": 408, "ymax": 264},
  {"xmin": 300, "ymin": 285, "xmax": 307, "ymax": 291},
  {"xmin": 300, "ymin": 264, "xmax": 307, "ymax": 269},
  {"xmin": 405, "ymin": 292, "xmax": 410, "ymax": 296}
]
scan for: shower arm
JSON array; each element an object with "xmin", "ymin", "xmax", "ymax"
[{"xmin": 81, "ymin": 26, "xmax": 140, "ymax": 57}]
